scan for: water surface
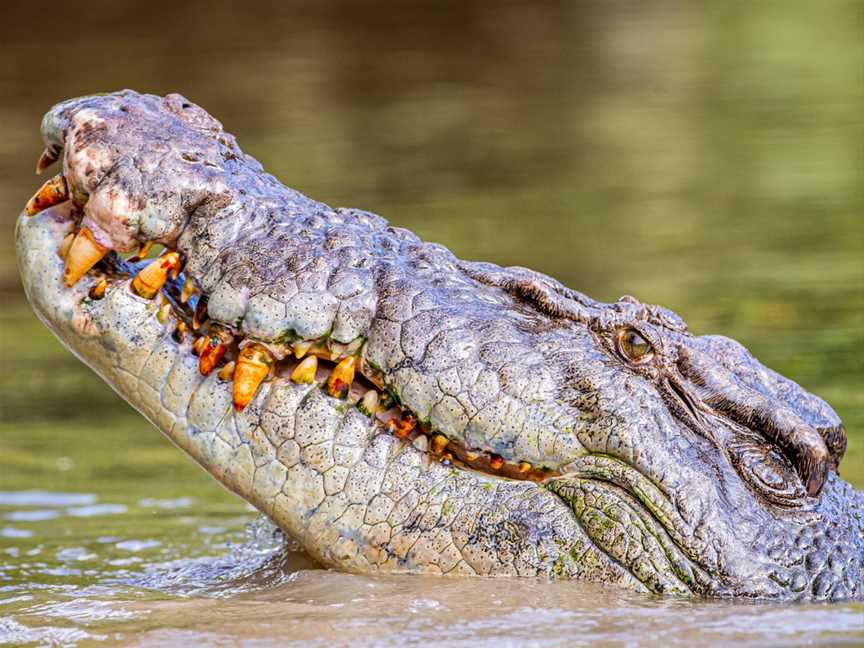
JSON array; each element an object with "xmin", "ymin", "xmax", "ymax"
[{"xmin": 0, "ymin": 1, "xmax": 862, "ymax": 645}]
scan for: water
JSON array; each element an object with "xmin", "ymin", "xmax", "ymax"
[{"xmin": 1, "ymin": 1, "xmax": 862, "ymax": 645}]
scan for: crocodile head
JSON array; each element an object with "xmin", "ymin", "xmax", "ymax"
[{"xmin": 17, "ymin": 91, "xmax": 864, "ymax": 600}]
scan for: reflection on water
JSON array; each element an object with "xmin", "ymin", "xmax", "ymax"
[{"xmin": 0, "ymin": 0, "xmax": 862, "ymax": 645}]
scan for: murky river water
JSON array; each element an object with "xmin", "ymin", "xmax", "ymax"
[{"xmin": 1, "ymin": 1, "xmax": 862, "ymax": 645}]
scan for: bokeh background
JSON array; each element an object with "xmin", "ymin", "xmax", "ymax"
[{"xmin": 0, "ymin": 1, "xmax": 862, "ymax": 643}]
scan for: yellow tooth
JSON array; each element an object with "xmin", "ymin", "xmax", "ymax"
[
  {"xmin": 358, "ymin": 390, "xmax": 379, "ymax": 416},
  {"xmin": 156, "ymin": 301, "xmax": 172, "ymax": 324},
  {"xmin": 26, "ymin": 174, "xmax": 68, "ymax": 215},
  {"xmin": 517, "ymin": 462, "xmax": 531, "ymax": 474},
  {"xmin": 292, "ymin": 340, "xmax": 314, "ymax": 359},
  {"xmin": 131, "ymin": 252, "xmax": 181, "ymax": 299},
  {"xmin": 465, "ymin": 451, "xmax": 479, "ymax": 462},
  {"xmin": 57, "ymin": 232, "xmax": 75, "ymax": 260},
  {"xmin": 36, "ymin": 148, "xmax": 59, "ymax": 175},
  {"xmin": 63, "ymin": 226, "xmax": 109, "ymax": 287},
  {"xmin": 489, "ymin": 454, "xmax": 504, "ymax": 471},
  {"xmin": 386, "ymin": 413, "xmax": 416, "ymax": 439},
  {"xmin": 180, "ymin": 276, "xmax": 197, "ymax": 303},
  {"xmin": 192, "ymin": 335, "xmax": 208, "ymax": 355},
  {"xmin": 329, "ymin": 342, "xmax": 347, "ymax": 360},
  {"xmin": 232, "ymin": 343, "xmax": 274, "ymax": 411},
  {"xmin": 198, "ymin": 330, "xmax": 230, "ymax": 376},
  {"xmin": 88, "ymin": 277, "xmax": 108, "ymax": 300},
  {"xmin": 290, "ymin": 355, "xmax": 318, "ymax": 384},
  {"xmin": 137, "ymin": 240, "xmax": 153, "ymax": 259},
  {"xmin": 431, "ymin": 434, "xmax": 449, "ymax": 455},
  {"xmin": 218, "ymin": 361, "xmax": 236, "ymax": 382},
  {"xmin": 326, "ymin": 356, "xmax": 356, "ymax": 399}
]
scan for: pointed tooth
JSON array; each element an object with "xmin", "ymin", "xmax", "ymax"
[
  {"xmin": 180, "ymin": 276, "xmax": 197, "ymax": 303},
  {"xmin": 131, "ymin": 252, "xmax": 181, "ymax": 299},
  {"xmin": 198, "ymin": 331, "xmax": 229, "ymax": 376},
  {"xmin": 292, "ymin": 340, "xmax": 314, "ymax": 359},
  {"xmin": 88, "ymin": 277, "xmax": 108, "ymax": 300},
  {"xmin": 412, "ymin": 435, "xmax": 429, "ymax": 453},
  {"xmin": 63, "ymin": 226, "xmax": 109, "ymax": 287},
  {"xmin": 173, "ymin": 321, "xmax": 188, "ymax": 343},
  {"xmin": 326, "ymin": 356, "xmax": 356, "ymax": 399},
  {"xmin": 36, "ymin": 148, "xmax": 59, "ymax": 175},
  {"xmin": 431, "ymin": 434, "xmax": 449, "ymax": 455},
  {"xmin": 489, "ymin": 454, "xmax": 504, "ymax": 471},
  {"xmin": 218, "ymin": 361, "xmax": 236, "ymax": 382},
  {"xmin": 517, "ymin": 462, "xmax": 531, "ymax": 474},
  {"xmin": 192, "ymin": 335, "xmax": 208, "ymax": 355},
  {"xmin": 465, "ymin": 451, "xmax": 479, "ymax": 462},
  {"xmin": 156, "ymin": 301, "xmax": 172, "ymax": 324},
  {"xmin": 26, "ymin": 173, "xmax": 68, "ymax": 215},
  {"xmin": 290, "ymin": 355, "xmax": 318, "ymax": 384},
  {"xmin": 329, "ymin": 342, "xmax": 347, "ymax": 361},
  {"xmin": 358, "ymin": 390, "xmax": 379, "ymax": 416},
  {"xmin": 137, "ymin": 240, "xmax": 153, "ymax": 258},
  {"xmin": 232, "ymin": 343, "xmax": 274, "ymax": 411},
  {"xmin": 57, "ymin": 232, "xmax": 75, "ymax": 260}
]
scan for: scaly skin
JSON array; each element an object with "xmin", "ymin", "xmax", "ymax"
[{"xmin": 16, "ymin": 91, "xmax": 864, "ymax": 600}]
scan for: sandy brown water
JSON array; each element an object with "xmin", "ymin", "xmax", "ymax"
[{"xmin": 1, "ymin": 1, "xmax": 862, "ymax": 645}]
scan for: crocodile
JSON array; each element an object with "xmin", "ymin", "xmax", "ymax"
[{"xmin": 15, "ymin": 91, "xmax": 863, "ymax": 601}]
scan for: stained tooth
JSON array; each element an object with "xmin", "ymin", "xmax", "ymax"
[
  {"xmin": 517, "ymin": 462, "xmax": 531, "ymax": 474},
  {"xmin": 88, "ymin": 277, "xmax": 107, "ymax": 300},
  {"xmin": 232, "ymin": 343, "xmax": 274, "ymax": 411},
  {"xmin": 326, "ymin": 356, "xmax": 356, "ymax": 399},
  {"xmin": 156, "ymin": 301, "xmax": 172, "ymax": 324},
  {"xmin": 329, "ymin": 342, "xmax": 347, "ymax": 361},
  {"xmin": 412, "ymin": 435, "xmax": 429, "ymax": 452},
  {"xmin": 131, "ymin": 252, "xmax": 180, "ymax": 299},
  {"xmin": 218, "ymin": 361, "xmax": 236, "ymax": 382},
  {"xmin": 192, "ymin": 335, "xmax": 207, "ymax": 355},
  {"xmin": 36, "ymin": 148, "xmax": 59, "ymax": 175},
  {"xmin": 386, "ymin": 413, "xmax": 416, "ymax": 439},
  {"xmin": 358, "ymin": 390, "xmax": 379, "ymax": 416},
  {"xmin": 63, "ymin": 226, "xmax": 109, "ymax": 287},
  {"xmin": 431, "ymin": 434, "xmax": 449, "ymax": 455},
  {"xmin": 58, "ymin": 232, "xmax": 75, "ymax": 260},
  {"xmin": 465, "ymin": 451, "xmax": 479, "ymax": 462},
  {"xmin": 25, "ymin": 173, "xmax": 68, "ymax": 215},
  {"xmin": 180, "ymin": 276, "xmax": 197, "ymax": 303},
  {"xmin": 198, "ymin": 329, "xmax": 231, "ymax": 376},
  {"xmin": 137, "ymin": 241, "xmax": 153, "ymax": 258},
  {"xmin": 489, "ymin": 454, "xmax": 505, "ymax": 471},
  {"xmin": 292, "ymin": 340, "xmax": 314, "ymax": 359},
  {"xmin": 192, "ymin": 296, "xmax": 208, "ymax": 330},
  {"xmin": 290, "ymin": 355, "xmax": 318, "ymax": 384}
]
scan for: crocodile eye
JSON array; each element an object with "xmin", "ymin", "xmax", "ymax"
[{"xmin": 616, "ymin": 328, "xmax": 654, "ymax": 364}]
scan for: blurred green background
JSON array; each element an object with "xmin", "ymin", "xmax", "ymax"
[{"xmin": 1, "ymin": 0, "xmax": 862, "ymax": 499}]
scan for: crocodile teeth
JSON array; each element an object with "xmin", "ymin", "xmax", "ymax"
[
  {"xmin": 517, "ymin": 461, "xmax": 531, "ymax": 473},
  {"xmin": 136, "ymin": 240, "xmax": 153, "ymax": 259},
  {"xmin": 232, "ymin": 343, "xmax": 274, "ymax": 411},
  {"xmin": 88, "ymin": 277, "xmax": 107, "ymax": 300},
  {"xmin": 218, "ymin": 361, "xmax": 236, "ymax": 382},
  {"xmin": 35, "ymin": 148, "xmax": 59, "ymax": 175},
  {"xmin": 156, "ymin": 300, "xmax": 172, "ymax": 324},
  {"xmin": 180, "ymin": 276, "xmax": 197, "ymax": 303},
  {"xmin": 386, "ymin": 413, "xmax": 416, "ymax": 439},
  {"xmin": 290, "ymin": 355, "xmax": 318, "ymax": 384},
  {"xmin": 198, "ymin": 331, "xmax": 230, "ymax": 376},
  {"xmin": 358, "ymin": 390, "xmax": 379, "ymax": 416},
  {"xmin": 173, "ymin": 321, "xmax": 188, "ymax": 343},
  {"xmin": 292, "ymin": 340, "xmax": 314, "ymax": 359},
  {"xmin": 431, "ymin": 434, "xmax": 449, "ymax": 454},
  {"xmin": 63, "ymin": 226, "xmax": 109, "ymax": 287},
  {"xmin": 489, "ymin": 454, "xmax": 504, "ymax": 470},
  {"xmin": 326, "ymin": 356, "xmax": 356, "ymax": 399},
  {"xmin": 131, "ymin": 252, "xmax": 181, "ymax": 299},
  {"xmin": 26, "ymin": 173, "xmax": 69, "ymax": 216},
  {"xmin": 57, "ymin": 232, "xmax": 75, "ymax": 260}
]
